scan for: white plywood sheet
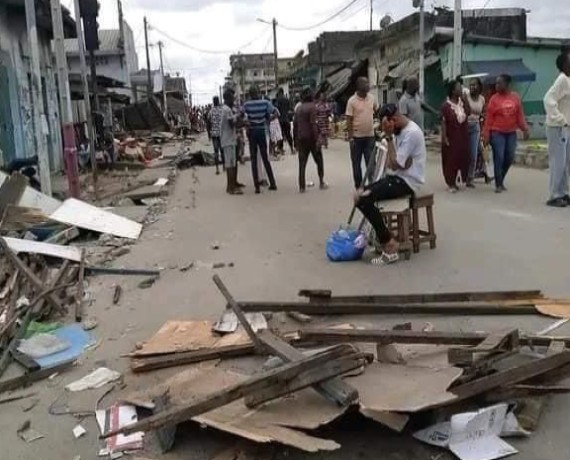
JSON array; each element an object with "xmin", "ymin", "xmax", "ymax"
[
  {"xmin": 0, "ymin": 171, "xmax": 61, "ymax": 215},
  {"xmin": 50, "ymin": 198, "xmax": 142, "ymax": 240},
  {"xmin": 3, "ymin": 236, "xmax": 82, "ymax": 262}
]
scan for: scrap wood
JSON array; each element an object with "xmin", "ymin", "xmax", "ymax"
[
  {"xmin": 2, "ymin": 236, "xmax": 82, "ymax": 262},
  {"xmin": 113, "ymin": 285, "xmax": 122, "ymax": 304},
  {"xmin": 44, "ymin": 226, "xmax": 80, "ymax": 245},
  {"xmin": 0, "ymin": 205, "xmax": 50, "ymax": 231},
  {"xmin": 75, "ymin": 250, "xmax": 86, "ymax": 322},
  {"xmin": 447, "ymin": 329, "xmax": 520, "ymax": 366},
  {"xmin": 86, "ymin": 266, "xmax": 161, "ymax": 277},
  {"xmin": 103, "ymin": 344, "xmax": 357, "ymax": 438},
  {"xmin": 213, "ymin": 275, "xmax": 359, "ymax": 407},
  {"xmin": 238, "ymin": 300, "xmax": 538, "ymax": 315},
  {"xmin": 298, "ymin": 289, "xmax": 544, "ymax": 303},
  {"xmin": 37, "ymin": 260, "xmax": 71, "ymax": 317},
  {"xmin": 298, "ymin": 328, "xmax": 570, "ymax": 348},
  {"xmin": 0, "ymin": 172, "xmax": 27, "ymax": 216}
]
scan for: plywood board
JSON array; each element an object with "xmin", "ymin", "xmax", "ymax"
[
  {"xmin": 50, "ymin": 198, "xmax": 142, "ymax": 240},
  {"xmin": 132, "ymin": 320, "xmax": 251, "ymax": 357},
  {"xmin": 2, "ymin": 237, "xmax": 82, "ymax": 262},
  {"xmin": 0, "ymin": 171, "xmax": 62, "ymax": 215},
  {"xmin": 536, "ymin": 303, "xmax": 570, "ymax": 319}
]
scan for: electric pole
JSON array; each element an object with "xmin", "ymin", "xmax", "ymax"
[
  {"xmin": 370, "ymin": 0, "xmax": 373, "ymax": 31},
  {"xmin": 24, "ymin": 0, "xmax": 52, "ymax": 195},
  {"xmin": 272, "ymin": 18, "xmax": 278, "ymax": 90},
  {"xmin": 144, "ymin": 16, "xmax": 152, "ymax": 99},
  {"xmin": 51, "ymin": 0, "xmax": 80, "ymax": 197},
  {"xmin": 73, "ymin": 0, "xmax": 97, "ymax": 188},
  {"xmin": 453, "ymin": 0, "xmax": 463, "ymax": 79},
  {"xmin": 158, "ymin": 41, "xmax": 167, "ymax": 114},
  {"xmin": 418, "ymin": 0, "xmax": 425, "ymax": 101}
]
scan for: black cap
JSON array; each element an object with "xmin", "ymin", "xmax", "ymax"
[{"xmin": 379, "ymin": 103, "xmax": 398, "ymax": 118}]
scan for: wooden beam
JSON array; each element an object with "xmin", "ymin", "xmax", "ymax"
[
  {"xmin": 447, "ymin": 329, "xmax": 520, "ymax": 366},
  {"xmin": 257, "ymin": 330, "xmax": 359, "ymax": 406},
  {"xmin": 0, "ymin": 361, "xmax": 74, "ymax": 394},
  {"xmin": 238, "ymin": 301, "xmax": 537, "ymax": 316},
  {"xmin": 103, "ymin": 344, "xmax": 357, "ymax": 438},
  {"xmin": 297, "ymin": 290, "xmax": 543, "ymax": 304},
  {"xmin": 451, "ymin": 350, "xmax": 570, "ymax": 400},
  {"xmin": 37, "ymin": 259, "xmax": 71, "ymax": 316},
  {"xmin": 44, "ymin": 226, "xmax": 80, "ymax": 245},
  {"xmin": 299, "ymin": 329, "xmax": 569, "ymax": 348},
  {"xmin": 75, "ymin": 250, "xmax": 85, "ymax": 322},
  {"xmin": 244, "ymin": 353, "xmax": 367, "ymax": 408},
  {"xmin": 0, "ymin": 173, "xmax": 28, "ymax": 216}
]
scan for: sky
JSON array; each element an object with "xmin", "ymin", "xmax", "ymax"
[{"xmin": 64, "ymin": 0, "xmax": 570, "ymax": 105}]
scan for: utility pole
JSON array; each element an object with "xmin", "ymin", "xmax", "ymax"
[
  {"xmin": 418, "ymin": 0, "xmax": 425, "ymax": 100},
  {"xmin": 51, "ymin": 0, "xmax": 80, "ymax": 198},
  {"xmin": 24, "ymin": 0, "xmax": 52, "ymax": 195},
  {"xmin": 158, "ymin": 41, "xmax": 167, "ymax": 114},
  {"xmin": 370, "ymin": 0, "xmax": 373, "ymax": 31},
  {"xmin": 74, "ymin": 0, "xmax": 97, "ymax": 189},
  {"xmin": 144, "ymin": 16, "xmax": 152, "ymax": 99},
  {"xmin": 452, "ymin": 0, "xmax": 463, "ymax": 79},
  {"xmin": 272, "ymin": 18, "xmax": 278, "ymax": 90}
]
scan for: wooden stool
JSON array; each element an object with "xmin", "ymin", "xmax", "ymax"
[
  {"xmin": 410, "ymin": 192, "xmax": 436, "ymax": 253},
  {"xmin": 379, "ymin": 198, "xmax": 413, "ymax": 261}
]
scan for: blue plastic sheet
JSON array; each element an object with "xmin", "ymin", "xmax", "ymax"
[
  {"xmin": 326, "ymin": 228, "xmax": 367, "ymax": 262},
  {"xmin": 36, "ymin": 324, "xmax": 94, "ymax": 369}
]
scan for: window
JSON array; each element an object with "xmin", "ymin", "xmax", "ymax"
[{"xmin": 253, "ymin": 71, "xmax": 258, "ymax": 77}]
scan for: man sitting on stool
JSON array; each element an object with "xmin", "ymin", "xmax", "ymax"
[{"xmin": 354, "ymin": 103, "xmax": 426, "ymax": 265}]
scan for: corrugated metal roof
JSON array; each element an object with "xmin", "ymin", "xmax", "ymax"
[{"xmin": 64, "ymin": 29, "xmax": 121, "ymax": 54}]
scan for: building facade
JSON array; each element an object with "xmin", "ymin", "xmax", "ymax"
[
  {"xmin": 0, "ymin": 0, "xmax": 75, "ymax": 171},
  {"xmin": 230, "ymin": 53, "xmax": 275, "ymax": 98}
]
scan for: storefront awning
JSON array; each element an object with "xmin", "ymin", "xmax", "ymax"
[{"xmin": 463, "ymin": 59, "xmax": 536, "ymax": 83}]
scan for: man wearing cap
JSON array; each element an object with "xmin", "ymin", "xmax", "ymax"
[{"xmin": 354, "ymin": 103, "xmax": 426, "ymax": 265}]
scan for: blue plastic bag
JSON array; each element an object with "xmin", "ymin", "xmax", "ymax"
[{"xmin": 326, "ymin": 228, "xmax": 367, "ymax": 262}]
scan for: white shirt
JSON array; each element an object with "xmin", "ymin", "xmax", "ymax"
[
  {"xmin": 544, "ymin": 73, "xmax": 570, "ymax": 127},
  {"xmin": 388, "ymin": 120, "xmax": 426, "ymax": 191}
]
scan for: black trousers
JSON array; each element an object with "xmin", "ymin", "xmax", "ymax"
[
  {"xmin": 248, "ymin": 129, "xmax": 276, "ymax": 190},
  {"xmin": 297, "ymin": 139, "xmax": 324, "ymax": 190},
  {"xmin": 356, "ymin": 175, "xmax": 413, "ymax": 244},
  {"xmin": 279, "ymin": 120, "xmax": 293, "ymax": 149}
]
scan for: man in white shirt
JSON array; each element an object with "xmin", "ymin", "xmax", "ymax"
[
  {"xmin": 354, "ymin": 103, "xmax": 426, "ymax": 265},
  {"xmin": 544, "ymin": 52, "xmax": 570, "ymax": 207}
]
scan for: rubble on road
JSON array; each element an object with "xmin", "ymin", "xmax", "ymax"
[{"xmin": 99, "ymin": 280, "xmax": 570, "ymax": 459}]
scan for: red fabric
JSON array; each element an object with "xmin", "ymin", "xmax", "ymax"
[
  {"xmin": 441, "ymin": 102, "xmax": 470, "ymax": 187},
  {"xmin": 483, "ymin": 92, "xmax": 528, "ymax": 141}
]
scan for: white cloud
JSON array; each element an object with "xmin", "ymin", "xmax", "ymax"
[{"xmin": 93, "ymin": 0, "xmax": 567, "ymax": 105}]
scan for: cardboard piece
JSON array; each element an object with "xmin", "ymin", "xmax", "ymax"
[
  {"xmin": 50, "ymin": 198, "xmax": 142, "ymax": 240},
  {"xmin": 66, "ymin": 367, "xmax": 122, "ymax": 392},
  {"xmin": 2, "ymin": 236, "xmax": 83, "ymax": 262},
  {"xmin": 414, "ymin": 404, "xmax": 518, "ymax": 460},
  {"xmin": 535, "ymin": 303, "xmax": 570, "ymax": 319},
  {"xmin": 132, "ymin": 320, "xmax": 251, "ymax": 357}
]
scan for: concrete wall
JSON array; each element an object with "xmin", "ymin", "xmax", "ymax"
[{"xmin": 0, "ymin": 4, "xmax": 63, "ymax": 170}]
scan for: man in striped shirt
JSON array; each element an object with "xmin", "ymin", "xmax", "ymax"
[{"xmin": 241, "ymin": 86, "xmax": 278, "ymax": 193}]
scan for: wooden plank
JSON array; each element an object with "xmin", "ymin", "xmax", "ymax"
[
  {"xmin": 2, "ymin": 236, "xmax": 82, "ymax": 262},
  {"xmin": 0, "ymin": 205, "xmax": 50, "ymax": 231},
  {"xmin": 297, "ymin": 290, "xmax": 543, "ymax": 304},
  {"xmin": 36, "ymin": 260, "xmax": 71, "ymax": 316},
  {"xmin": 244, "ymin": 353, "xmax": 367, "ymax": 408},
  {"xmin": 44, "ymin": 226, "xmax": 80, "ymax": 245},
  {"xmin": 102, "ymin": 344, "xmax": 356, "ymax": 438},
  {"xmin": 75, "ymin": 250, "xmax": 86, "ymax": 322},
  {"xmin": 0, "ymin": 239, "xmax": 65, "ymax": 314},
  {"xmin": 257, "ymin": 330, "xmax": 359, "ymax": 407},
  {"xmin": 447, "ymin": 329, "xmax": 520, "ymax": 366},
  {"xmin": 238, "ymin": 301, "xmax": 537, "ymax": 316},
  {"xmin": 212, "ymin": 275, "xmax": 263, "ymax": 351},
  {"xmin": 451, "ymin": 350, "xmax": 570, "ymax": 400},
  {"xmin": 299, "ymin": 329, "xmax": 569, "ymax": 348},
  {"xmin": 0, "ymin": 173, "xmax": 28, "ymax": 216},
  {"xmin": 0, "ymin": 361, "xmax": 74, "ymax": 394}
]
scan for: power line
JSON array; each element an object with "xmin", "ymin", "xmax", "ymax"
[
  {"xmin": 279, "ymin": 0, "xmax": 363, "ymax": 31},
  {"xmin": 149, "ymin": 23, "xmax": 269, "ymax": 55}
]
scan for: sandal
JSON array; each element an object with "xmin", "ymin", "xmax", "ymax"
[{"xmin": 371, "ymin": 251, "xmax": 400, "ymax": 266}]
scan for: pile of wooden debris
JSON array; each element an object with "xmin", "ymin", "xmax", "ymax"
[{"xmin": 103, "ymin": 276, "xmax": 570, "ymax": 459}]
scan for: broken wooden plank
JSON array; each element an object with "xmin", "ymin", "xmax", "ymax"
[
  {"xmin": 212, "ymin": 275, "xmax": 263, "ymax": 351},
  {"xmin": 0, "ymin": 173, "xmax": 28, "ymax": 216},
  {"xmin": 44, "ymin": 226, "xmax": 80, "ymax": 245},
  {"xmin": 238, "ymin": 301, "xmax": 538, "ymax": 316},
  {"xmin": 86, "ymin": 266, "xmax": 160, "ymax": 277},
  {"xmin": 451, "ymin": 349, "xmax": 570, "ymax": 400},
  {"xmin": 0, "ymin": 361, "xmax": 74, "ymax": 394},
  {"xmin": 257, "ymin": 330, "xmax": 359, "ymax": 407},
  {"xmin": 299, "ymin": 328, "xmax": 570, "ymax": 348},
  {"xmin": 298, "ymin": 289, "xmax": 543, "ymax": 303},
  {"xmin": 37, "ymin": 260, "xmax": 71, "ymax": 317},
  {"xmin": 113, "ymin": 285, "xmax": 123, "ymax": 304},
  {"xmin": 75, "ymin": 250, "xmax": 86, "ymax": 322},
  {"xmin": 0, "ymin": 239, "xmax": 65, "ymax": 314},
  {"xmin": 244, "ymin": 352, "xmax": 368, "ymax": 408},
  {"xmin": 0, "ymin": 206, "xmax": 50, "ymax": 232},
  {"xmin": 287, "ymin": 312, "xmax": 313, "ymax": 323},
  {"xmin": 447, "ymin": 329, "xmax": 520, "ymax": 366},
  {"xmin": 103, "ymin": 344, "xmax": 357, "ymax": 438},
  {"xmin": 2, "ymin": 236, "xmax": 82, "ymax": 262}
]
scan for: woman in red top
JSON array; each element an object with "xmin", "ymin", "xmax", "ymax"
[{"xmin": 483, "ymin": 74, "xmax": 530, "ymax": 193}]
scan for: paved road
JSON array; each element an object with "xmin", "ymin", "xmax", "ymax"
[{"xmin": 2, "ymin": 137, "xmax": 569, "ymax": 460}]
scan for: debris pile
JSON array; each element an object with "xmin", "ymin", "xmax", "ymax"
[{"xmin": 105, "ymin": 279, "xmax": 570, "ymax": 459}]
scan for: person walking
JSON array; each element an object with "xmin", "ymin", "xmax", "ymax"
[
  {"xmin": 208, "ymin": 97, "xmax": 224, "ymax": 175},
  {"xmin": 316, "ymin": 92, "xmax": 332, "ymax": 149},
  {"xmin": 398, "ymin": 76, "xmax": 423, "ymax": 129},
  {"xmin": 275, "ymin": 88, "xmax": 295, "ymax": 154},
  {"xmin": 220, "ymin": 90, "xmax": 243, "ymax": 195},
  {"xmin": 466, "ymin": 78, "xmax": 486, "ymax": 187},
  {"xmin": 241, "ymin": 86, "xmax": 278, "ymax": 194},
  {"xmin": 544, "ymin": 52, "xmax": 570, "ymax": 207},
  {"xmin": 483, "ymin": 74, "xmax": 530, "ymax": 193},
  {"xmin": 293, "ymin": 87, "xmax": 327, "ymax": 192},
  {"xmin": 441, "ymin": 80, "xmax": 470, "ymax": 192},
  {"xmin": 346, "ymin": 77, "xmax": 378, "ymax": 188}
]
